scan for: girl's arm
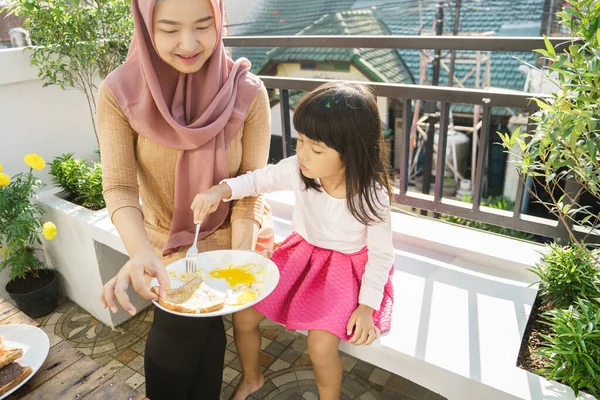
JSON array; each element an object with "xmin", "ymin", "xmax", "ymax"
[
  {"xmin": 358, "ymin": 189, "xmax": 395, "ymax": 311},
  {"xmin": 191, "ymin": 155, "xmax": 298, "ymax": 225},
  {"xmin": 223, "ymin": 155, "xmax": 298, "ymax": 200}
]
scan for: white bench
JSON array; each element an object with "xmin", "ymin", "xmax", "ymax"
[{"xmin": 265, "ymin": 191, "xmax": 595, "ymax": 400}]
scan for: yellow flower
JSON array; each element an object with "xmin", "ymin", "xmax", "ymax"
[
  {"xmin": 0, "ymin": 173, "xmax": 9, "ymax": 188},
  {"xmin": 42, "ymin": 222, "xmax": 57, "ymax": 240},
  {"xmin": 0, "ymin": 162, "xmax": 3, "ymax": 173},
  {"xmin": 24, "ymin": 154, "xmax": 45, "ymax": 171}
]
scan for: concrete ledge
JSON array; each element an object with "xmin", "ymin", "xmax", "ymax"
[
  {"xmin": 0, "ymin": 48, "xmax": 38, "ymax": 85},
  {"xmin": 35, "ymin": 185, "xmax": 593, "ymax": 399}
]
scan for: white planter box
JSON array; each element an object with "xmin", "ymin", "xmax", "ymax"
[{"xmin": 36, "ymin": 187, "xmax": 150, "ymax": 327}]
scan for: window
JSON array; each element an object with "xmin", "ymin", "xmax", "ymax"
[
  {"xmin": 300, "ymin": 63, "xmax": 317, "ymax": 70},
  {"xmin": 300, "ymin": 62, "xmax": 350, "ymax": 71},
  {"xmin": 334, "ymin": 63, "xmax": 350, "ymax": 71}
]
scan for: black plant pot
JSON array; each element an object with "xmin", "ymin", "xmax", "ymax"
[{"xmin": 6, "ymin": 269, "xmax": 59, "ymax": 319}]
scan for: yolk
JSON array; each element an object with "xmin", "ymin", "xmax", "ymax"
[{"xmin": 210, "ymin": 266, "xmax": 256, "ymax": 288}]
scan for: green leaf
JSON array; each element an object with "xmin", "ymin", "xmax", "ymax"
[
  {"xmin": 564, "ymin": 6, "xmax": 584, "ymax": 21},
  {"xmin": 587, "ymin": 139, "xmax": 597, "ymax": 159},
  {"xmin": 552, "ymin": 54, "xmax": 568, "ymax": 70},
  {"xmin": 544, "ymin": 35, "xmax": 557, "ymax": 59}
]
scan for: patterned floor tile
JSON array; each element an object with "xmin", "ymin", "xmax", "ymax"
[
  {"xmin": 222, "ymin": 366, "xmax": 240, "ymax": 384},
  {"xmin": 264, "ymin": 341, "xmax": 287, "ymax": 357},
  {"xmin": 129, "ymin": 338, "xmax": 146, "ymax": 355},
  {"xmin": 125, "ymin": 372, "xmax": 145, "ymax": 390},
  {"xmin": 294, "ymin": 353, "xmax": 312, "ymax": 366},
  {"xmin": 258, "ymin": 351, "xmax": 277, "ymax": 368},
  {"xmin": 40, "ymin": 300, "xmax": 446, "ymax": 399},
  {"xmin": 128, "ymin": 355, "xmax": 145, "ymax": 372},
  {"xmin": 369, "ymin": 368, "xmax": 392, "ymax": 386},
  {"xmin": 115, "ymin": 348, "xmax": 138, "ymax": 364}
]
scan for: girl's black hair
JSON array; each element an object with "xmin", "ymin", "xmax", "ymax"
[{"xmin": 293, "ymin": 82, "xmax": 392, "ymax": 225}]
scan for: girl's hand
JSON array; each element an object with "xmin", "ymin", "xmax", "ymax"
[
  {"xmin": 346, "ymin": 304, "xmax": 380, "ymax": 346},
  {"xmin": 191, "ymin": 183, "xmax": 232, "ymax": 224}
]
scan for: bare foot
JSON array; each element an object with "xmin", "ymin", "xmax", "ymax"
[{"xmin": 231, "ymin": 375, "xmax": 264, "ymax": 400}]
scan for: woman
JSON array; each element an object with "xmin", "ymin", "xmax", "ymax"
[{"xmin": 97, "ymin": 0, "xmax": 272, "ymax": 398}]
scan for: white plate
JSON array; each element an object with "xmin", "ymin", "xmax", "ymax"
[
  {"xmin": 150, "ymin": 250, "xmax": 280, "ymax": 317},
  {"xmin": 0, "ymin": 324, "xmax": 50, "ymax": 399}
]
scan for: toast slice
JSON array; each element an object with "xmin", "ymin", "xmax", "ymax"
[
  {"xmin": 151, "ymin": 277, "xmax": 225, "ymax": 314},
  {"xmin": 0, "ymin": 362, "xmax": 32, "ymax": 396},
  {"xmin": 0, "ymin": 346, "xmax": 22, "ymax": 370}
]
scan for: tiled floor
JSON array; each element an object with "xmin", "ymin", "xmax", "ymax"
[{"xmin": 36, "ymin": 300, "xmax": 446, "ymax": 400}]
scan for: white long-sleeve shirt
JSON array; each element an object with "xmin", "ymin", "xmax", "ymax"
[{"xmin": 222, "ymin": 155, "xmax": 394, "ymax": 310}]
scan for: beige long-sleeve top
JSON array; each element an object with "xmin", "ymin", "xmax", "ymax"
[{"xmin": 97, "ymin": 82, "xmax": 272, "ymax": 265}]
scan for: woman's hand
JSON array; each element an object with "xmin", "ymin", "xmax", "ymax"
[
  {"xmin": 346, "ymin": 304, "xmax": 380, "ymax": 346},
  {"xmin": 191, "ymin": 183, "xmax": 232, "ymax": 224},
  {"xmin": 100, "ymin": 249, "xmax": 170, "ymax": 316}
]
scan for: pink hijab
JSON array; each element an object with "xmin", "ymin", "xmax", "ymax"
[{"xmin": 104, "ymin": 0, "xmax": 262, "ymax": 256}]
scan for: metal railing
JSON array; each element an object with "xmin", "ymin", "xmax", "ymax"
[{"xmin": 224, "ymin": 35, "xmax": 595, "ymax": 243}]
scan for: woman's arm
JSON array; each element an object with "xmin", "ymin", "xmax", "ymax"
[
  {"xmin": 97, "ymin": 83, "xmax": 154, "ymax": 257},
  {"xmin": 230, "ymin": 85, "xmax": 272, "ymax": 250},
  {"xmin": 97, "ymin": 83, "xmax": 169, "ymax": 314}
]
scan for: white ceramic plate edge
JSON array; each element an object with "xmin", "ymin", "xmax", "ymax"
[
  {"xmin": 0, "ymin": 324, "xmax": 50, "ymax": 400},
  {"xmin": 150, "ymin": 250, "xmax": 280, "ymax": 318}
]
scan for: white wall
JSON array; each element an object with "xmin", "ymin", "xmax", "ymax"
[
  {"xmin": 224, "ymin": 0, "xmax": 260, "ymax": 29},
  {"xmin": 0, "ymin": 48, "xmax": 99, "ymax": 300},
  {"xmin": 0, "ymin": 48, "xmax": 98, "ymax": 185}
]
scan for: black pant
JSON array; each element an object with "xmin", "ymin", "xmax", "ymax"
[{"xmin": 145, "ymin": 307, "xmax": 226, "ymax": 400}]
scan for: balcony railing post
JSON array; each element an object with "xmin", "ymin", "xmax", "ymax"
[
  {"xmin": 279, "ymin": 89, "xmax": 294, "ymax": 158},
  {"xmin": 398, "ymin": 98, "xmax": 412, "ymax": 196},
  {"xmin": 472, "ymin": 106, "xmax": 492, "ymax": 210},
  {"xmin": 513, "ymin": 104, "xmax": 537, "ymax": 218},
  {"xmin": 434, "ymin": 102, "xmax": 451, "ymax": 203}
]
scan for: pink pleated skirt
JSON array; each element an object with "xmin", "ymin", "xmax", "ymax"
[{"xmin": 254, "ymin": 232, "xmax": 394, "ymax": 341}]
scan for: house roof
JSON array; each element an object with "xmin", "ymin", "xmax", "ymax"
[
  {"xmin": 231, "ymin": 0, "xmax": 357, "ymax": 71},
  {"xmin": 262, "ymin": 9, "xmax": 413, "ymax": 84},
  {"xmin": 373, "ymin": 0, "xmax": 544, "ymax": 87},
  {"xmin": 231, "ymin": 0, "xmax": 546, "ymax": 115},
  {"xmin": 366, "ymin": 0, "xmax": 545, "ymax": 115}
]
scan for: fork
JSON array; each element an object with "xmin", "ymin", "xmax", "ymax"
[{"xmin": 185, "ymin": 223, "xmax": 201, "ymax": 274}]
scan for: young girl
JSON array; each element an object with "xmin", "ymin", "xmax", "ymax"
[{"xmin": 192, "ymin": 82, "xmax": 394, "ymax": 400}]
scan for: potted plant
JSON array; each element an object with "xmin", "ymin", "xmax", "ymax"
[
  {"xmin": 0, "ymin": 155, "xmax": 59, "ymax": 318},
  {"xmin": 3, "ymin": 0, "xmax": 140, "ymax": 327},
  {"xmin": 518, "ymin": 242, "xmax": 600, "ymax": 398},
  {"xmin": 49, "ymin": 153, "xmax": 105, "ymax": 211},
  {"xmin": 500, "ymin": 0, "xmax": 600, "ymax": 396}
]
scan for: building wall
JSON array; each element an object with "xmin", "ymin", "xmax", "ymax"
[
  {"xmin": 0, "ymin": 48, "xmax": 98, "ymax": 184},
  {"xmin": 0, "ymin": 48, "xmax": 98, "ymax": 300}
]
